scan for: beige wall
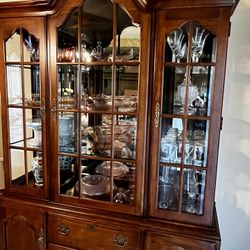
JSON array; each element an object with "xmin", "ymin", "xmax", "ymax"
[{"xmin": 216, "ymin": 0, "xmax": 250, "ymax": 249}]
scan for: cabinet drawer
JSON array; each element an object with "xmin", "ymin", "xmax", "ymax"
[
  {"xmin": 48, "ymin": 214, "xmax": 141, "ymax": 250},
  {"xmin": 145, "ymin": 232, "xmax": 217, "ymax": 250},
  {"xmin": 48, "ymin": 243, "xmax": 76, "ymax": 250}
]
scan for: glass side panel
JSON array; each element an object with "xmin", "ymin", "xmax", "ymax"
[
  {"xmin": 26, "ymin": 109, "xmax": 42, "ymax": 149},
  {"xmin": 8, "ymin": 108, "xmax": 24, "ymax": 147},
  {"xmin": 185, "ymin": 119, "xmax": 209, "ymax": 167},
  {"xmin": 81, "ymin": 0, "xmax": 113, "ymax": 62},
  {"xmin": 6, "ymin": 65, "xmax": 22, "ymax": 105},
  {"xmin": 162, "ymin": 66, "xmax": 186, "ymax": 115},
  {"xmin": 58, "ymin": 112, "xmax": 78, "ymax": 154},
  {"xmin": 165, "ymin": 23, "xmax": 188, "ymax": 63},
  {"xmin": 5, "ymin": 30, "xmax": 21, "ymax": 62},
  {"xmin": 181, "ymin": 169, "xmax": 206, "ymax": 215},
  {"xmin": 81, "ymin": 114, "xmax": 112, "ymax": 157},
  {"xmin": 160, "ymin": 118, "xmax": 183, "ymax": 164},
  {"xmin": 113, "ymin": 161, "xmax": 136, "ymax": 205},
  {"xmin": 115, "ymin": 66, "xmax": 138, "ymax": 113},
  {"xmin": 81, "ymin": 65, "xmax": 112, "ymax": 111},
  {"xmin": 114, "ymin": 115, "xmax": 137, "ymax": 160},
  {"xmin": 10, "ymin": 149, "xmax": 25, "ymax": 186},
  {"xmin": 60, "ymin": 155, "xmax": 78, "ymax": 196},
  {"xmin": 27, "ymin": 151, "xmax": 43, "ymax": 188},
  {"xmin": 23, "ymin": 29, "xmax": 40, "ymax": 62},
  {"xmin": 24, "ymin": 65, "xmax": 41, "ymax": 107},
  {"xmin": 158, "ymin": 166, "xmax": 180, "ymax": 211},
  {"xmin": 116, "ymin": 5, "xmax": 140, "ymax": 61},
  {"xmin": 80, "ymin": 158, "xmax": 110, "ymax": 201},
  {"xmin": 190, "ymin": 66, "xmax": 214, "ymax": 117},
  {"xmin": 58, "ymin": 65, "xmax": 78, "ymax": 109},
  {"xmin": 57, "ymin": 8, "xmax": 78, "ymax": 62},
  {"xmin": 191, "ymin": 23, "xmax": 216, "ymax": 63}
]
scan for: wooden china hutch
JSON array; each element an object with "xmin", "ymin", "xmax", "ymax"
[{"xmin": 0, "ymin": 0, "xmax": 238, "ymax": 249}]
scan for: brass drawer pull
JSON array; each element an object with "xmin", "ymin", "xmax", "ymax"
[
  {"xmin": 113, "ymin": 234, "xmax": 128, "ymax": 248},
  {"xmin": 87, "ymin": 223, "xmax": 96, "ymax": 231},
  {"xmin": 57, "ymin": 223, "xmax": 70, "ymax": 236}
]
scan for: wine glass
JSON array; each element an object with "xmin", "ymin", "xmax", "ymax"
[
  {"xmin": 186, "ymin": 169, "xmax": 199, "ymax": 214},
  {"xmin": 167, "ymin": 29, "xmax": 187, "ymax": 63},
  {"xmin": 192, "ymin": 27, "xmax": 209, "ymax": 63}
]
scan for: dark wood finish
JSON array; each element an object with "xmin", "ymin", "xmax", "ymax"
[
  {"xmin": 148, "ymin": 7, "xmax": 231, "ymax": 226},
  {"xmin": 0, "ymin": 17, "xmax": 48, "ymax": 198},
  {"xmin": 48, "ymin": 213, "xmax": 142, "ymax": 250},
  {"xmin": 0, "ymin": 196, "xmax": 220, "ymax": 250},
  {"xmin": 145, "ymin": 232, "xmax": 218, "ymax": 250},
  {"xmin": 0, "ymin": 0, "xmax": 236, "ymax": 249},
  {"xmin": 0, "ymin": 205, "xmax": 45, "ymax": 250},
  {"xmin": 47, "ymin": 0, "xmax": 151, "ymax": 216},
  {"xmin": 48, "ymin": 244, "xmax": 76, "ymax": 250}
]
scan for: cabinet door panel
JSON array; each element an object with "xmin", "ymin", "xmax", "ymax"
[
  {"xmin": 149, "ymin": 8, "xmax": 231, "ymax": 226},
  {"xmin": 49, "ymin": 0, "xmax": 150, "ymax": 216},
  {"xmin": 0, "ymin": 17, "xmax": 47, "ymax": 198},
  {"xmin": 145, "ymin": 232, "xmax": 217, "ymax": 250},
  {"xmin": 0, "ymin": 206, "xmax": 44, "ymax": 250}
]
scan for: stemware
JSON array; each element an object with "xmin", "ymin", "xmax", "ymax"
[
  {"xmin": 192, "ymin": 27, "xmax": 209, "ymax": 62},
  {"xmin": 167, "ymin": 29, "xmax": 187, "ymax": 63}
]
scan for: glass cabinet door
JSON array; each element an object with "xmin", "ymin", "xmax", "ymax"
[
  {"xmin": 0, "ymin": 19, "xmax": 47, "ymax": 197},
  {"xmin": 49, "ymin": 0, "xmax": 149, "ymax": 215},
  {"xmin": 150, "ymin": 19, "xmax": 219, "ymax": 225}
]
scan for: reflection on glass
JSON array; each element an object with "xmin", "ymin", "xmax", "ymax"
[
  {"xmin": 177, "ymin": 77, "xmax": 199, "ymax": 115},
  {"xmin": 166, "ymin": 24, "xmax": 188, "ymax": 63},
  {"xmin": 60, "ymin": 156, "xmax": 78, "ymax": 196},
  {"xmin": 158, "ymin": 166, "xmax": 180, "ymax": 211},
  {"xmin": 11, "ymin": 149, "xmax": 25, "ymax": 186},
  {"xmin": 7, "ymin": 65, "xmax": 22, "ymax": 105},
  {"xmin": 113, "ymin": 161, "xmax": 135, "ymax": 206},
  {"xmin": 185, "ymin": 119, "xmax": 209, "ymax": 167},
  {"xmin": 24, "ymin": 65, "xmax": 41, "ymax": 106},
  {"xmin": 5, "ymin": 30, "xmax": 21, "ymax": 62},
  {"xmin": 58, "ymin": 112, "xmax": 78, "ymax": 154},
  {"xmin": 115, "ymin": 66, "xmax": 138, "ymax": 112},
  {"xmin": 182, "ymin": 169, "xmax": 206, "ymax": 215},
  {"xmin": 116, "ymin": 5, "xmax": 140, "ymax": 61},
  {"xmin": 22, "ymin": 29, "xmax": 40, "ymax": 62},
  {"xmin": 160, "ymin": 118, "xmax": 183, "ymax": 164},
  {"xmin": 8, "ymin": 108, "xmax": 24, "ymax": 146},
  {"xmin": 190, "ymin": 66, "xmax": 214, "ymax": 116},
  {"xmin": 81, "ymin": 66, "xmax": 112, "ymax": 111},
  {"xmin": 57, "ymin": 9, "xmax": 78, "ymax": 62},
  {"xmin": 114, "ymin": 115, "xmax": 137, "ymax": 160},
  {"xmin": 162, "ymin": 66, "xmax": 186, "ymax": 114},
  {"xmin": 81, "ymin": 114, "xmax": 112, "ymax": 157},
  {"xmin": 27, "ymin": 151, "xmax": 43, "ymax": 187},
  {"xmin": 191, "ymin": 22, "xmax": 216, "ymax": 63},
  {"xmin": 26, "ymin": 109, "xmax": 42, "ymax": 149},
  {"xmin": 81, "ymin": 0, "xmax": 113, "ymax": 62},
  {"xmin": 58, "ymin": 65, "xmax": 78, "ymax": 109}
]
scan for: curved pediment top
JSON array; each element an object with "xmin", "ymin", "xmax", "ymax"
[
  {"xmin": 0, "ymin": 0, "xmax": 65, "ymax": 16},
  {"xmin": 133, "ymin": 0, "xmax": 239, "ymax": 14}
]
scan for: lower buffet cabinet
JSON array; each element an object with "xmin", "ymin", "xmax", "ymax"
[{"xmin": 0, "ymin": 197, "xmax": 220, "ymax": 250}]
